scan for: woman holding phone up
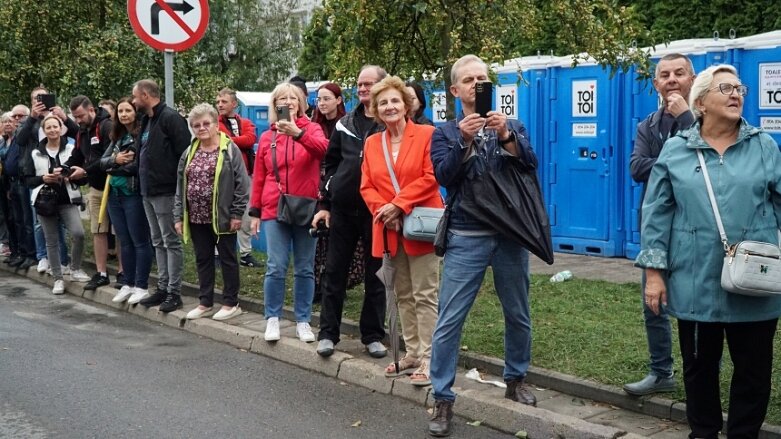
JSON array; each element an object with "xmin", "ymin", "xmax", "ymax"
[
  {"xmin": 249, "ymin": 82, "xmax": 328, "ymax": 343},
  {"xmin": 99, "ymin": 97, "xmax": 153, "ymax": 305}
]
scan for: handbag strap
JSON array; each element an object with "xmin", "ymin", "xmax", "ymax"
[
  {"xmin": 270, "ymin": 131, "xmax": 285, "ymax": 194},
  {"xmin": 381, "ymin": 132, "xmax": 400, "ymax": 195},
  {"xmin": 696, "ymin": 149, "xmax": 730, "ymax": 251}
]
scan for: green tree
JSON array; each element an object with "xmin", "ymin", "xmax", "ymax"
[
  {"xmin": 302, "ymin": 0, "xmax": 651, "ymax": 115},
  {"xmin": 297, "ymin": 8, "xmax": 333, "ymax": 81}
]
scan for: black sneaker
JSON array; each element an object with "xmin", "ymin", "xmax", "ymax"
[
  {"xmin": 4, "ymin": 254, "xmax": 19, "ymax": 264},
  {"xmin": 140, "ymin": 290, "xmax": 167, "ymax": 307},
  {"xmin": 159, "ymin": 293, "xmax": 183, "ymax": 313},
  {"xmin": 18, "ymin": 258, "xmax": 37, "ymax": 270},
  {"xmin": 240, "ymin": 254, "xmax": 262, "ymax": 268},
  {"xmin": 8, "ymin": 256, "xmax": 25, "ymax": 267},
  {"xmin": 84, "ymin": 273, "xmax": 110, "ymax": 291},
  {"xmin": 114, "ymin": 272, "xmax": 126, "ymax": 288}
]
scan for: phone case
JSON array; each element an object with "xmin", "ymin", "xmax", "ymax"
[{"xmin": 475, "ymin": 82, "xmax": 493, "ymax": 117}]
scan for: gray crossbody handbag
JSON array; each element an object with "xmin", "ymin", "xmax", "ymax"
[
  {"xmin": 697, "ymin": 149, "xmax": 781, "ymax": 297},
  {"xmin": 381, "ymin": 132, "xmax": 444, "ymax": 242}
]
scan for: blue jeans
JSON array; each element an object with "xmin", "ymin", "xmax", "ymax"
[
  {"xmin": 430, "ymin": 232, "xmax": 531, "ymax": 402},
  {"xmin": 32, "ymin": 196, "xmax": 69, "ymax": 265},
  {"xmin": 263, "ymin": 220, "xmax": 317, "ymax": 322},
  {"xmin": 641, "ymin": 271, "xmax": 673, "ymax": 377},
  {"xmin": 108, "ymin": 191, "xmax": 152, "ymax": 289}
]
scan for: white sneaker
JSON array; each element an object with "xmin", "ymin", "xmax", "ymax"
[
  {"xmin": 296, "ymin": 322, "xmax": 316, "ymax": 343},
  {"xmin": 213, "ymin": 306, "xmax": 242, "ymax": 321},
  {"xmin": 52, "ymin": 279, "xmax": 65, "ymax": 295},
  {"xmin": 186, "ymin": 306, "xmax": 214, "ymax": 319},
  {"xmin": 61, "ymin": 265, "xmax": 71, "ymax": 275},
  {"xmin": 70, "ymin": 270, "xmax": 91, "ymax": 282},
  {"xmin": 112, "ymin": 285, "xmax": 135, "ymax": 303},
  {"xmin": 37, "ymin": 258, "xmax": 49, "ymax": 273},
  {"xmin": 127, "ymin": 288, "xmax": 149, "ymax": 305},
  {"xmin": 265, "ymin": 317, "xmax": 281, "ymax": 341}
]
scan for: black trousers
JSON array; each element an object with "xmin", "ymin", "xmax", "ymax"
[
  {"xmin": 678, "ymin": 318, "xmax": 778, "ymax": 439},
  {"xmin": 190, "ymin": 223, "xmax": 239, "ymax": 307},
  {"xmin": 0, "ymin": 179, "xmax": 17, "ymax": 252},
  {"xmin": 317, "ymin": 209, "xmax": 385, "ymax": 345},
  {"xmin": 10, "ymin": 179, "xmax": 35, "ymax": 259}
]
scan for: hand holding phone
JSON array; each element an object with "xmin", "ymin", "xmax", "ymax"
[
  {"xmin": 276, "ymin": 105, "xmax": 290, "ymax": 122},
  {"xmin": 474, "ymin": 82, "xmax": 493, "ymax": 118},
  {"xmin": 36, "ymin": 93, "xmax": 56, "ymax": 111}
]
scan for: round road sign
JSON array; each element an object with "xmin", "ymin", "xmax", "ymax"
[{"xmin": 128, "ymin": 0, "xmax": 209, "ymax": 52}]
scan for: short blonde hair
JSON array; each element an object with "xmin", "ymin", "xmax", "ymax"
[
  {"xmin": 689, "ymin": 64, "xmax": 739, "ymax": 119},
  {"xmin": 370, "ymin": 76, "xmax": 414, "ymax": 121},
  {"xmin": 269, "ymin": 83, "xmax": 307, "ymax": 123},
  {"xmin": 188, "ymin": 103, "xmax": 218, "ymax": 126}
]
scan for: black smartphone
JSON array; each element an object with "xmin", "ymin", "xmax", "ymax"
[
  {"xmin": 474, "ymin": 82, "xmax": 493, "ymax": 118},
  {"xmin": 37, "ymin": 93, "xmax": 56, "ymax": 110},
  {"xmin": 276, "ymin": 105, "xmax": 290, "ymax": 122}
]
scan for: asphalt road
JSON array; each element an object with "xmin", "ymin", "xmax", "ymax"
[{"xmin": 0, "ymin": 272, "xmax": 510, "ymax": 439}]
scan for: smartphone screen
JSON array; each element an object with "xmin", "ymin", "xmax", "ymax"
[
  {"xmin": 37, "ymin": 93, "xmax": 56, "ymax": 110},
  {"xmin": 276, "ymin": 105, "xmax": 290, "ymax": 122},
  {"xmin": 474, "ymin": 82, "xmax": 493, "ymax": 118}
]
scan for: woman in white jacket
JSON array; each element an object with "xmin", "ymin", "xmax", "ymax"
[{"xmin": 26, "ymin": 114, "xmax": 87, "ymax": 294}]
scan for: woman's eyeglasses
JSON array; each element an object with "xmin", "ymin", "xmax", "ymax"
[{"xmin": 710, "ymin": 83, "xmax": 748, "ymax": 97}]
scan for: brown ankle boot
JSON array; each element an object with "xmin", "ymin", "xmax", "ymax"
[
  {"xmin": 428, "ymin": 400, "xmax": 454, "ymax": 437},
  {"xmin": 505, "ymin": 378, "xmax": 537, "ymax": 406}
]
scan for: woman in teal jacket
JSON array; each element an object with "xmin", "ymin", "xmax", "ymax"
[{"xmin": 636, "ymin": 64, "xmax": 781, "ymax": 438}]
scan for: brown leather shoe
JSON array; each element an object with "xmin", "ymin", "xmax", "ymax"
[
  {"xmin": 428, "ymin": 400, "xmax": 454, "ymax": 437},
  {"xmin": 505, "ymin": 378, "xmax": 537, "ymax": 406}
]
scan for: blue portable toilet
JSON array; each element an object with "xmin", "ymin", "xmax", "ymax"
[
  {"xmin": 546, "ymin": 55, "xmax": 624, "ymax": 257},
  {"xmin": 236, "ymin": 91, "xmax": 273, "ymax": 252},
  {"xmin": 731, "ymin": 31, "xmax": 781, "ymax": 147}
]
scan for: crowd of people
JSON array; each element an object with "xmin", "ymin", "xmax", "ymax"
[{"xmin": 1, "ymin": 52, "xmax": 778, "ymax": 438}]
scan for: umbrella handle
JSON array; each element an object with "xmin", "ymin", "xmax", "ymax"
[{"xmin": 382, "ymin": 227, "xmax": 390, "ymax": 253}]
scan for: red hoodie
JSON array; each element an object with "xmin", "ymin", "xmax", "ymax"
[
  {"xmin": 218, "ymin": 114, "xmax": 257, "ymax": 174},
  {"xmin": 249, "ymin": 116, "xmax": 328, "ymax": 220}
]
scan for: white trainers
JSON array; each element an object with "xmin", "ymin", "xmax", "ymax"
[
  {"xmin": 70, "ymin": 270, "xmax": 91, "ymax": 282},
  {"xmin": 112, "ymin": 285, "xmax": 135, "ymax": 303},
  {"xmin": 47, "ymin": 265, "xmax": 71, "ymax": 276},
  {"xmin": 265, "ymin": 317, "xmax": 281, "ymax": 341},
  {"xmin": 213, "ymin": 306, "xmax": 242, "ymax": 321},
  {"xmin": 37, "ymin": 258, "xmax": 49, "ymax": 273},
  {"xmin": 296, "ymin": 322, "xmax": 316, "ymax": 343},
  {"xmin": 186, "ymin": 306, "xmax": 214, "ymax": 320},
  {"xmin": 52, "ymin": 279, "xmax": 65, "ymax": 295},
  {"xmin": 127, "ymin": 288, "xmax": 149, "ymax": 305}
]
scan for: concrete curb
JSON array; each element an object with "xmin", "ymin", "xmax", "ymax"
[
  {"xmin": 6, "ymin": 263, "xmax": 634, "ymax": 438},
  {"xmin": 21, "ymin": 261, "xmax": 781, "ymax": 439}
]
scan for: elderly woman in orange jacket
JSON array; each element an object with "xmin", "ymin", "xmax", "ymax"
[{"xmin": 360, "ymin": 76, "xmax": 443, "ymax": 386}]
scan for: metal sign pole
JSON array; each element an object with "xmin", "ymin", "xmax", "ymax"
[{"xmin": 164, "ymin": 49, "xmax": 175, "ymax": 108}]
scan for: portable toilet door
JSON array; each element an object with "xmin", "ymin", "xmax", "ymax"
[
  {"xmin": 731, "ymin": 31, "xmax": 781, "ymax": 146},
  {"xmin": 547, "ymin": 57, "xmax": 623, "ymax": 257}
]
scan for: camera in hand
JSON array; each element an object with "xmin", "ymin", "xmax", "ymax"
[
  {"xmin": 308, "ymin": 220, "xmax": 328, "ymax": 238},
  {"xmin": 58, "ymin": 165, "xmax": 73, "ymax": 177}
]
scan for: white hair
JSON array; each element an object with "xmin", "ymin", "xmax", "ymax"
[{"xmin": 689, "ymin": 64, "xmax": 738, "ymax": 118}]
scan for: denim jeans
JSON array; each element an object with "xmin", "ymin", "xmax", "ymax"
[
  {"xmin": 34, "ymin": 210, "xmax": 70, "ymax": 265},
  {"xmin": 9, "ymin": 180, "xmax": 35, "ymax": 259},
  {"xmin": 108, "ymin": 191, "xmax": 152, "ymax": 289},
  {"xmin": 262, "ymin": 219, "xmax": 317, "ymax": 322},
  {"xmin": 38, "ymin": 205, "xmax": 83, "ymax": 280},
  {"xmin": 430, "ymin": 232, "xmax": 531, "ymax": 402},
  {"xmin": 142, "ymin": 194, "xmax": 182, "ymax": 294},
  {"xmin": 641, "ymin": 271, "xmax": 674, "ymax": 378}
]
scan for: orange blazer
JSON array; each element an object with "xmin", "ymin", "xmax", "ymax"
[{"xmin": 361, "ymin": 121, "xmax": 444, "ymax": 258}]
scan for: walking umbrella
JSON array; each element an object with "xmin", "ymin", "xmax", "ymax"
[
  {"xmin": 98, "ymin": 175, "xmax": 111, "ymax": 226},
  {"xmin": 375, "ymin": 227, "xmax": 400, "ymax": 374},
  {"xmin": 459, "ymin": 158, "xmax": 554, "ymax": 265}
]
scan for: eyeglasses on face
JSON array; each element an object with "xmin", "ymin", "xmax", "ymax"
[
  {"xmin": 710, "ymin": 83, "xmax": 748, "ymax": 97},
  {"xmin": 357, "ymin": 81, "xmax": 376, "ymax": 89},
  {"xmin": 191, "ymin": 121, "xmax": 213, "ymax": 130},
  {"xmin": 12, "ymin": 113, "xmax": 26, "ymax": 119},
  {"xmin": 276, "ymin": 96, "xmax": 297, "ymax": 104}
]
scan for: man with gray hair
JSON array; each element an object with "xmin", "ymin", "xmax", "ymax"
[
  {"xmin": 313, "ymin": 65, "xmax": 388, "ymax": 359},
  {"xmin": 131, "ymin": 79, "xmax": 191, "ymax": 312},
  {"xmin": 626, "ymin": 53, "xmax": 695, "ymax": 396}
]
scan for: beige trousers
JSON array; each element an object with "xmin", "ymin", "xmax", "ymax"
[{"xmin": 393, "ymin": 245, "xmax": 439, "ymax": 360}]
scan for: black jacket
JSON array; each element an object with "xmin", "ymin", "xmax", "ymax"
[
  {"xmin": 319, "ymin": 104, "xmax": 382, "ymax": 215},
  {"xmin": 14, "ymin": 116, "xmax": 44, "ymax": 178},
  {"xmin": 99, "ymin": 132, "xmax": 140, "ymax": 193},
  {"xmin": 629, "ymin": 108, "xmax": 695, "ymax": 184},
  {"xmin": 65, "ymin": 107, "xmax": 113, "ymax": 190},
  {"xmin": 137, "ymin": 102, "xmax": 191, "ymax": 197}
]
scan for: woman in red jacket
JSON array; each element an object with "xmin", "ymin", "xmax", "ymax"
[
  {"xmin": 249, "ymin": 82, "xmax": 328, "ymax": 343},
  {"xmin": 360, "ymin": 76, "xmax": 443, "ymax": 386}
]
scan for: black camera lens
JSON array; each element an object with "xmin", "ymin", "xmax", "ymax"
[{"xmin": 308, "ymin": 220, "xmax": 328, "ymax": 238}]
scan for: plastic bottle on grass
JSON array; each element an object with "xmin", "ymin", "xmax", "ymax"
[{"xmin": 549, "ymin": 270, "xmax": 573, "ymax": 283}]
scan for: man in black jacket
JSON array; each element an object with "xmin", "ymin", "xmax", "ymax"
[
  {"xmin": 131, "ymin": 79, "xmax": 191, "ymax": 312},
  {"xmin": 313, "ymin": 65, "xmax": 388, "ymax": 358},
  {"xmin": 65, "ymin": 96, "xmax": 114, "ymax": 290},
  {"xmin": 625, "ymin": 53, "xmax": 695, "ymax": 396}
]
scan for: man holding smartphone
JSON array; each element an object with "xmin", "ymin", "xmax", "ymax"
[
  {"xmin": 427, "ymin": 55, "xmax": 538, "ymax": 437},
  {"xmin": 313, "ymin": 65, "xmax": 388, "ymax": 359}
]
